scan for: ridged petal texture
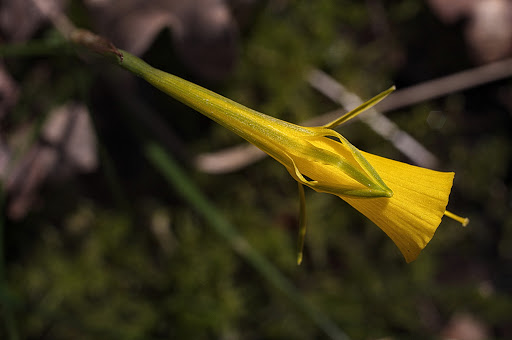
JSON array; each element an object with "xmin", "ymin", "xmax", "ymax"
[{"xmin": 342, "ymin": 152, "xmax": 454, "ymax": 263}]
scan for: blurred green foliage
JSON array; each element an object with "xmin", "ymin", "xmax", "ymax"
[{"xmin": 2, "ymin": 0, "xmax": 512, "ymax": 339}]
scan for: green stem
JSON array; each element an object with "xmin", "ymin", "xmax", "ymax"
[
  {"xmin": 296, "ymin": 183, "xmax": 307, "ymax": 265},
  {"xmin": 0, "ymin": 38, "xmax": 72, "ymax": 57}
]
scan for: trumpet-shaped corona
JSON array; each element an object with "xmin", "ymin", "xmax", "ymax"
[{"xmin": 116, "ymin": 49, "xmax": 467, "ymax": 263}]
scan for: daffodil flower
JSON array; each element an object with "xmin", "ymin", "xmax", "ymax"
[{"xmin": 116, "ymin": 49, "xmax": 468, "ymax": 264}]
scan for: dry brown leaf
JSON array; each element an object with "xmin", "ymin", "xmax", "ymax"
[
  {"xmin": 428, "ymin": 0, "xmax": 512, "ymax": 62},
  {"xmin": 6, "ymin": 146, "xmax": 58, "ymax": 219},
  {"xmin": 84, "ymin": 0, "xmax": 238, "ymax": 79},
  {"xmin": 440, "ymin": 313, "xmax": 490, "ymax": 340},
  {"xmin": 42, "ymin": 103, "xmax": 97, "ymax": 172},
  {"xmin": 5, "ymin": 102, "xmax": 97, "ymax": 219},
  {"xmin": 0, "ymin": 0, "xmax": 66, "ymax": 41},
  {"xmin": 0, "ymin": 63, "xmax": 19, "ymax": 119},
  {"xmin": 427, "ymin": 0, "xmax": 478, "ymax": 23},
  {"xmin": 465, "ymin": 0, "xmax": 512, "ymax": 62},
  {"xmin": 0, "ymin": 138, "xmax": 10, "ymax": 180}
]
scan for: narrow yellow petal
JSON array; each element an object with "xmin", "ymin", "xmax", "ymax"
[
  {"xmin": 342, "ymin": 152, "xmax": 454, "ymax": 263},
  {"xmin": 323, "ymin": 86, "xmax": 396, "ymax": 128}
]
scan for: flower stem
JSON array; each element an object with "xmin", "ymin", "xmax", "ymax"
[{"xmin": 297, "ymin": 183, "xmax": 307, "ymax": 265}]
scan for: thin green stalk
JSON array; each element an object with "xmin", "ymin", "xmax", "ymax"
[
  {"xmin": 0, "ymin": 38, "xmax": 72, "ymax": 58},
  {"xmin": 145, "ymin": 142, "xmax": 350, "ymax": 340},
  {"xmin": 296, "ymin": 183, "xmax": 307, "ymax": 265}
]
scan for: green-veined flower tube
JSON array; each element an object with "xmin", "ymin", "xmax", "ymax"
[{"xmin": 115, "ymin": 49, "xmax": 467, "ymax": 263}]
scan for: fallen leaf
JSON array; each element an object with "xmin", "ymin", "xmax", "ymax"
[
  {"xmin": 0, "ymin": 138, "xmax": 10, "ymax": 179},
  {"xmin": 441, "ymin": 313, "xmax": 490, "ymax": 340},
  {"xmin": 41, "ymin": 102, "xmax": 98, "ymax": 172},
  {"xmin": 465, "ymin": 0, "xmax": 512, "ymax": 62},
  {"xmin": 6, "ymin": 145, "xmax": 58, "ymax": 219},
  {"xmin": 0, "ymin": 63, "xmax": 19, "ymax": 120},
  {"xmin": 84, "ymin": 0, "xmax": 238, "ymax": 79},
  {"xmin": 428, "ymin": 0, "xmax": 512, "ymax": 62},
  {"xmin": 5, "ymin": 102, "xmax": 97, "ymax": 219},
  {"xmin": 0, "ymin": 0, "xmax": 65, "ymax": 41},
  {"xmin": 427, "ymin": 0, "xmax": 478, "ymax": 23}
]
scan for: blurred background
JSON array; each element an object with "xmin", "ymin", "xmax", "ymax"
[{"xmin": 1, "ymin": 0, "xmax": 512, "ymax": 339}]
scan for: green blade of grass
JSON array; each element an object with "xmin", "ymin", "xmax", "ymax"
[{"xmin": 144, "ymin": 142, "xmax": 351, "ymax": 340}]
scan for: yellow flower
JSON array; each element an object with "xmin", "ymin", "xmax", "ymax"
[{"xmin": 117, "ymin": 50, "xmax": 467, "ymax": 263}]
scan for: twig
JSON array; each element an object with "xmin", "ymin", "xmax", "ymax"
[
  {"xmin": 308, "ymin": 70, "xmax": 440, "ymax": 168},
  {"xmin": 376, "ymin": 58, "xmax": 512, "ymax": 112},
  {"xmin": 195, "ymin": 58, "xmax": 512, "ymax": 173},
  {"xmin": 30, "ymin": 0, "xmax": 75, "ymax": 38}
]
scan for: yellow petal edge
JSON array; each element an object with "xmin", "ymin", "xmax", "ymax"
[{"xmin": 343, "ymin": 152, "xmax": 454, "ymax": 263}]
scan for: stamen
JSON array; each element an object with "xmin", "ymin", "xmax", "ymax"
[{"xmin": 444, "ymin": 210, "xmax": 469, "ymax": 227}]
